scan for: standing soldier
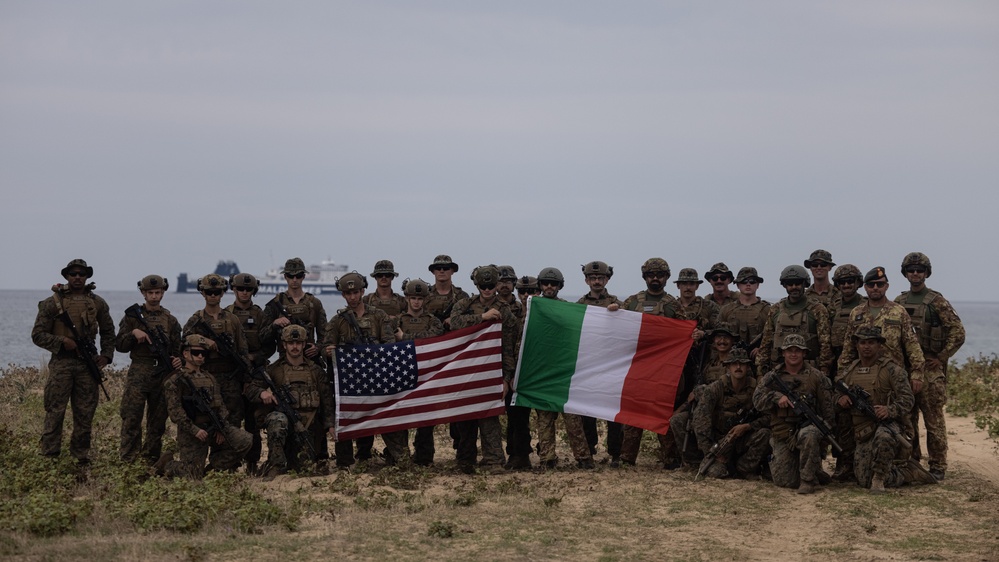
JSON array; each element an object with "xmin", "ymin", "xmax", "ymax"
[
  {"xmin": 804, "ymin": 249, "xmax": 842, "ymax": 310},
  {"xmin": 576, "ymin": 261, "xmax": 625, "ymax": 466},
  {"xmin": 496, "ymin": 265, "xmax": 524, "ymax": 320},
  {"xmin": 323, "ymin": 272, "xmax": 397, "ymax": 469},
  {"xmin": 116, "ymin": 274, "xmax": 182, "ymax": 465},
  {"xmin": 835, "ymin": 327, "xmax": 936, "ymax": 493},
  {"xmin": 157, "ymin": 335, "xmax": 252, "ymax": 478},
  {"xmin": 894, "ymin": 253, "xmax": 965, "ymax": 481},
  {"xmin": 718, "ymin": 267, "xmax": 770, "ymax": 359},
  {"xmin": 753, "ymin": 334, "xmax": 834, "ymax": 494},
  {"xmin": 363, "ymin": 260, "xmax": 408, "ymax": 329},
  {"xmin": 395, "ymin": 279, "xmax": 445, "ymax": 466},
  {"xmin": 692, "ymin": 348, "xmax": 771, "ymax": 479},
  {"xmin": 246, "ymin": 325, "xmax": 336, "ymax": 480},
  {"xmin": 675, "ymin": 267, "xmax": 720, "ymax": 342},
  {"xmin": 620, "ymin": 258, "xmax": 686, "ymax": 467},
  {"xmin": 424, "ymin": 255, "xmax": 469, "ymax": 331},
  {"xmin": 182, "ymin": 274, "xmax": 250, "ymax": 429},
  {"xmin": 226, "ymin": 272, "xmax": 275, "ymax": 474},
  {"xmin": 260, "ymin": 258, "xmax": 328, "ymax": 365},
  {"xmin": 704, "ymin": 262, "xmax": 739, "ymax": 308},
  {"xmin": 516, "ymin": 275, "xmax": 539, "ymax": 310},
  {"xmin": 826, "ymin": 264, "xmax": 866, "ymax": 480},
  {"xmin": 756, "ymin": 265, "xmax": 832, "ymax": 376},
  {"xmin": 449, "ymin": 266, "xmax": 521, "ymax": 473},
  {"xmin": 31, "ymin": 259, "xmax": 115, "ymax": 467}
]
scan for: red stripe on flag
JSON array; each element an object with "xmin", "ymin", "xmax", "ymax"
[{"xmin": 339, "ymin": 370, "xmax": 504, "ymax": 412}]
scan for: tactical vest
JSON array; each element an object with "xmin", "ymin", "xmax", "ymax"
[
  {"xmin": 625, "ymin": 291, "xmax": 681, "ymax": 318},
  {"xmin": 424, "ymin": 286, "xmax": 465, "ymax": 321},
  {"xmin": 898, "ymin": 290, "xmax": 944, "ymax": 353},
  {"xmin": 398, "ymin": 313, "xmax": 438, "ymax": 340},
  {"xmin": 180, "ymin": 369, "xmax": 221, "ymax": 428},
  {"xmin": 701, "ymin": 357, "xmax": 726, "ymax": 386},
  {"xmin": 227, "ymin": 305, "xmax": 264, "ymax": 352},
  {"xmin": 278, "ymin": 294, "xmax": 318, "ymax": 341},
  {"xmin": 843, "ymin": 359, "xmax": 896, "ymax": 442},
  {"xmin": 722, "ymin": 300, "xmax": 768, "ymax": 346},
  {"xmin": 363, "ymin": 292, "xmax": 406, "ymax": 317},
  {"xmin": 772, "ymin": 302, "xmax": 820, "ymax": 360},
  {"xmin": 53, "ymin": 293, "xmax": 99, "ymax": 340},
  {"xmin": 131, "ymin": 307, "xmax": 175, "ymax": 360},
  {"xmin": 681, "ymin": 297, "xmax": 711, "ymax": 328},
  {"xmin": 770, "ymin": 371, "xmax": 822, "ymax": 437},
  {"xmin": 830, "ymin": 296, "xmax": 864, "ymax": 349},
  {"xmin": 713, "ymin": 378, "xmax": 757, "ymax": 434},
  {"xmin": 191, "ymin": 311, "xmax": 241, "ymax": 375},
  {"xmin": 334, "ymin": 309, "xmax": 386, "ymax": 344},
  {"xmin": 272, "ymin": 363, "xmax": 321, "ymax": 429}
]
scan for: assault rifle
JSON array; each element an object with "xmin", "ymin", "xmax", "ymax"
[
  {"xmin": 194, "ymin": 318, "xmax": 317, "ymax": 459},
  {"xmin": 179, "ymin": 375, "xmax": 229, "ymax": 445},
  {"xmin": 267, "ymin": 300, "xmax": 325, "ymax": 369},
  {"xmin": 343, "ymin": 310, "xmax": 376, "ymax": 345},
  {"xmin": 56, "ymin": 311, "xmax": 110, "ymax": 401},
  {"xmin": 768, "ymin": 374, "xmax": 842, "ymax": 453},
  {"xmin": 695, "ymin": 407, "xmax": 762, "ymax": 480},
  {"xmin": 834, "ymin": 380, "xmax": 901, "ymax": 439},
  {"xmin": 680, "ymin": 340, "xmax": 710, "ymax": 456},
  {"xmin": 433, "ymin": 299, "xmax": 457, "ymax": 325},
  {"xmin": 124, "ymin": 304, "xmax": 174, "ymax": 377}
]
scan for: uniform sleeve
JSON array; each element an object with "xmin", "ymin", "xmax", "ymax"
[
  {"xmin": 91, "ymin": 295, "xmax": 116, "ymax": 359},
  {"xmin": 313, "ymin": 299, "xmax": 329, "ymax": 343},
  {"xmin": 181, "ymin": 312, "xmax": 200, "ymax": 339},
  {"xmin": 168, "ymin": 315, "xmax": 183, "ymax": 357},
  {"xmin": 115, "ymin": 313, "xmax": 139, "ymax": 353},
  {"xmin": 815, "ymin": 372, "xmax": 835, "ymax": 427},
  {"xmin": 887, "ymin": 362, "xmax": 915, "ymax": 419},
  {"xmin": 316, "ymin": 365, "xmax": 337, "ymax": 429},
  {"xmin": 31, "ymin": 298, "xmax": 64, "ymax": 354},
  {"xmin": 323, "ymin": 316, "xmax": 341, "ymax": 348},
  {"xmin": 703, "ymin": 300, "xmax": 721, "ymax": 331},
  {"xmin": 837, "ymin": 309, "xmax": 860, "ymax": 373},
  {"xmin": 257, "ymin": 297, "xmax": 281, "ymax": 345},
  {"xmin": 934, "ymin": 296, "xmax": 966, "ymax": 362},
  {"xmin": 755, "ymin": 309, "xmax": 777, "ymax": 374},
  {"xmin": 210, "ymin": 373, "xmax": 229, "ymax": 422},
  {"xmin": 752, "ymin": 371, "xmax": 781, "ymax": 414},
  {"xmin": 812, "ymin": 302, "xmax": 832, "ymax": 373},
  {"xmin": 448, "ymin": 298, "xmax": 481, "ymax": 331},
  {"xmin": 899, "ymin": 311, "xmax": 926, "ymax": 382},
  {"xmin": 377, "ymin": 310, "xmax": 397, "ymax": 344},
  {"xmin": 164, "ymin": 374, "xmax": 197, "ymax": 436},
  {"xmin": 693, "ymin": 380, "xmax": 723, "ymax": 453}
]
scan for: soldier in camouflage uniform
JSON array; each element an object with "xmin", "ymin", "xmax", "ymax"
[
  {"xmin": 362, "ymin": 260, "xmax": 408, "ymax": 330},
  {"xmin": 450, "ymin": 265, "xmax": 521, "ymax": 472},
  {"xmin": 620, "ymin": 258, "xmax": 686, "ymax": 467},
  {"xmin": 182, "ymin": 274, "xmax": 251, "ymax": 428},
  {"xmin": 259, "ymin": 258, "xmax": 328, "ymax": 364},
  {"xmin": 834, "ymin": 327, "xmax": 936, "ymax": 493},
  {"xmin": 718, "ymin": 267, "xmax": 770, "ymax": 360},
  {"xmin": 31, "ymin": 259, "xmax": 115, "ymax": 465},
  {"xmin": 532, "ymin": 267, "xmax": 595, "ymax": 469},
  {"xmin": 516, "ymin": 275, "xmax": 539, "ymax": 310},
  {"xmin": 756, "ymin": 265, "xmax": 832, "ymax": 376},
  {"xmin": 424, "ymin": 254, "xmax": 470, "ymax": 331},
  {"xmin": 116, "ymin": 274, "xmax": 182, "ymax": 464},
  {"xmin": 245, "ymin": 325, "xmax": 336, "ymax": 480},
  {"xmin": 496, "ymin": 265, "xmax": 524, "ymax": 320},
  {"xmin": 323, "ymin": 272, "xmax": 398, "ymax": 468},
  {"xmin": 576, "ymin": 261, "xmax": 625, "ymax": 466},
  {"xmin": 157, "ymin": 335, "xmax": 252, "ymax": 479},
  {"xmin": 753, "ymin": 334, "xmax": 834, "ymax": 494},
  {"xmin": 804, "ymin": 249, "xmax": 842, "ymax": 310},
  {"xmin": 704, "ymin": 262, "xmax": 739, "ymax": 308},
  {"xmin": 692, "ymin": 348, "xmax": 771, "ymax": 479},
  {"xmin": 675, "ymin": 268, "xmax": 719, "ymax": 342},
  {"xmin": 395, "ymin": 279, "xmax": 446, "ymax": 466},
  {"xmin": 894, "ymin": 253, "xmax": 965, "ymax": 481},
  {"xmin": 225, "ymin": 273, "xmax": 274, "ymax": 473},
  {"xmin": 826, "ymin": 264, "xmax": 867, "ymax": 480}
]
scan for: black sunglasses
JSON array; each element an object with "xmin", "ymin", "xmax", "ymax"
[
  {"xmin": 203, "ymin": 289, "xmax": 224, "ymax": 296},
  {"xmin": 285, "ymin": 272, "xmax": 306, "ymax": 279},
  {"xmin": 188, "ymin": 349, "xmax": 207, "ymax": 357}
]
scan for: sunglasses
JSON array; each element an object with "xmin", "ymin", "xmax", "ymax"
[
  {"xmin": 643, "ymin": 272, "xmax": 667, "ymax": 279},
  {"xmin": 810, "ymin": 262, "xmax": 831, "ymax": 268},
  {"xmin": 709, "ymin": 275, "xmax": 730, "ymax": 283},
  {"xmin": 865, "ymin": 281, "xmax": 887, "ymax": 288},
  {"xmin": 479, "ymin": 283, "xmax": 497, "ymax": 290},
  {"xmin": 518, "ymin": 289, "xmax": 539, "ymax": 295},
  {"xmin": 67, "ymin": 271, "xmax": 88, "ymax": 278},
  {"xmin": 539, "ymin": 281, "xmax": 560, "ymax": 287},
  {"xmin": 203, "ymin": 289, "xmax": 224, "ymax": 296},
  {"xmin": 782, "ymin": 281, "xmax": 804, "ymax": 287},
  {"xmin": 235, "ymin": 287, "xmax": 254, "ymax": 292},
  {"xmin": 738, "ymin": 280, "xmax": 759, "ymax": 285},
  {"xmin": 285, "ymin": 273, "xmax": 305, "ymax": 279},
  {"xmin": 431, "ymin": 266, "xmax": 452, "ymax": 272},
  {"xmin": 374, "ymin": 273, "xmax": 394, "ymax": 279},
  {"xmin": 836, "ymin": 278, "xmax": 859, "ymax": 286},
  {"xmin": 188, "ymin": 349, "xmax": 207, "ymax": 357},
  {"xmin": 905, "ymin": 266, "xmax": 927, "ymax": 274}
]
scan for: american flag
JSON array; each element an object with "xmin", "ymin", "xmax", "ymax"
[{"xmin": 333, "ymin": 321, "xmax": 506, "ymax": 441}]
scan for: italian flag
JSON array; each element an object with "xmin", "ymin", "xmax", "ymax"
[{"xmin": 512, "ymin": 297, "xmax": 695, "ymax": 434}]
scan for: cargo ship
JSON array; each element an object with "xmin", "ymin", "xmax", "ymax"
[{"xmin": 177, "ymin": 259, "xmax": 346, "ymax": 295}]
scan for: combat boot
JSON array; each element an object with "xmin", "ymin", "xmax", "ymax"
[
  {"xmin": 506, "ymin": 455, "xmax": 532, "ymax": 471},
  {"xmin": 152, "ymin": 453, "xmax": 173, "ymax": 476},
  {"xmin": 796, "ymin": 479, "xmax": 817, "ymax": 495},
  {"xmin": 906, "ymin": 460, "xmax": 940, "ymax": 485},
  {"xmin": 833, "ymin": 458, "xmax": 855, "ymax": 482},
  {"xmin": 869, "ymin": 474, "xmax": 886, "ymax": 495},
  {"xmin": 577, "ymin": 458, "xmax": 595, "ymax": 470}
]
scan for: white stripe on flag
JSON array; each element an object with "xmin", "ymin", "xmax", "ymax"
[{"xmin": 563, "ymin": 306, "xmax": 643, "ymax": 420}]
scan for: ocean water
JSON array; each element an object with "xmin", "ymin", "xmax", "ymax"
[{"xmin": 1, "ymin": 290, "xmax": 996, "ymax": 369}]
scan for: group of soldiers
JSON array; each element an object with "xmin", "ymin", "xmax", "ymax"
[{"xmin": 31, "ymin": 248, "xmax": 964, "ymax": 495}]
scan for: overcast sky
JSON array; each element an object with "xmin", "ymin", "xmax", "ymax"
[{"xmin": 2, "ymin": 1, "xmax": 996, "ymax": 302}]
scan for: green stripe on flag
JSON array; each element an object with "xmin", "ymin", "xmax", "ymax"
[{"xmin": 514, "ymin": 297, "xmax": 587, "ymax": 412}]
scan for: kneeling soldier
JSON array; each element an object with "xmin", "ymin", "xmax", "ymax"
[
  {"xmin": 158, "ymin": 335, "xmax": 252, "ymax": 478},
  {"xmin": 247, "ymin": 325, "xmax": 335, "ymax": 479},
  {"xmin": 835, "ymin": 326, "xmax": 936, "ymax": 493}
]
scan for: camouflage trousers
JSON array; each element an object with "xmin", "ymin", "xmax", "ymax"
[
  {"xmin": 119, "ymin": 363, "xmax": 168, "ymax": 463},
  {"xmin": 381, "ymin": 430, "xmax": 412, "ymax": 465},
  {"xmin": 854, "ymin": 424, "xmax": 907, "ymax": 488},
  {"xmin": 262, "ymin": 411, "xmax": 325, "ymax": 470},
  {"xmin": 41, "ymin": 356, "xmax": 99, "ymax": 461},
  {"xmin": 910, "ymin": 374, "xmax": 948, "ymax": 472},
  {"xmin": 215, "ymin": 375, "xmax": 245, "ymax": 428},
  {"xmin": 834, "ymin": 404, "xmax": 855, "ymax": 467},
  {"xmin": 536, "ymin": 410, "xmax": 591, "ymax": 463},
  {"xmin": 163, "ymin": 423, "xmax": 252, "ymax": 478},
  {"xmin": 454, "ymin": 415, "xmax": 506, "ymax": 467},
  {"xmin": 669, "ymin": 408, "xmax": 699, "ymax": 464},
  {"xmin": 769, "ymin": 425, "xmax": 823, "ymax": 489},
  {"xmin": 413, "ymin": 425, "xmax": 436, "ymax": 465},
  {"xmin": 620, "ymin": 425, "xmax": 673, "ymax": 466}
]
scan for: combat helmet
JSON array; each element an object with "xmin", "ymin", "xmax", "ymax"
[
  {"xmin": 138, "ymin": 274, "xmax": 169, "ymax": 292},
  {"xmin": 901, "ymin": 252, "xmax": 932, "ymax": 278},
  {"xmin": 472, "ymin": 265, "xmax": 500, "ymax": 288},
  {"xmin": 581, "ymin": 261, "xmax": 613, "ymax": 278},
  {"xmin": 229, "ymin": 273, "xmax": 259, "ymax": 295},
  {"xmin": 832, "ymin": 264, "xmax": 862, "ymax": 285},
  {"xmin": 197, "ymin": 273, "xmax": 229, "ymax": 293},
  {"xmin": 641, "ymin": 258, "xmax": 671, "ymax": 279},
  {"xmin": 281, "ymin": 325, "xmax": 307, "ymax": 342},
  {"xmin": 537, "ymin": 267, "xmax": 565, "ymax": 289},
  {"xmin": 497, "ymin": 265, "xmax": 517, "ymax": 281},
  {"xmin": 336, "ymin": 271, "xmax": 367, "ymax": 292},
  {"xmin": 516, "ymin": 276, "xmax": 538, "ymax": 293},
  {"xmin": 403, "ymin": 278, "xmax": 431, "ymax": 297},
  {"xmin": 779, "ymin": 265, "xmax": 811, "ymax": 288}
]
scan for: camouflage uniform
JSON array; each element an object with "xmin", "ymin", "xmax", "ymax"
[
  {"xmin": 259, "ymin": 292, "xmax": 328, "ymax": 357},
  {"xmin": 31, "ymin": 276, "xmax": 115, "ymax": 462},
  {"xmin": 162, "ymin": 364, "xmax": 252, "ymax": 478},
  {"xmin": 838, "ymin": 302, "xmax": 924, "ymax": 379},
  {"xmin": 115, "ymin": 302, "xmax": 181, "ymax": 463},
  {"xmin": 449, "ymin": 290, "xmax": 521, "ymax": 468},
  {"xmin": 397, "ymin": 303, "xmax": 445, "ymax": 466},
  {"xmin": 182, "ymin": 309, "xmax": 250, "ymax": 427},
  {"xmin": 804, "ymin": 285, "xmax": 843, "ymax": 311},
  {"xmin": 718, "ymin": 298, "xmax": 771, "ymax": 350},
  {"xmin": 835, "ymin": 354, "xmax": 915, "ymax": 489},
  {"xmin": 244, "ymin": 347, "xmax": 335, "ymax": 473},
  {"xmin": 692, "ymin": 371, "xmax": 771, "ymax": 478},
  {"xmin": 895, "ymin": 286, "xmax": 965, "ymax": 475},
  {"xmin": 678, "ymin": 296, "xmax": 720, "ymax": 333},
  {"xmin": 756, "ymin": 298, "xmax": 832, "ymax": 375},
  {"xmin": 323, "ymin": 304, "xmax": 395, "ymax": 467},
  {"xmin": 225, "ymin": 297, "xmax": 274, "ymax": 470},
  {"xmin": 753, "ymin": 357, "xmax": 834, "ymax": 490},
  {"xmin": 577, "ymin": 288, "xmax": 625, "ymax": 461}
]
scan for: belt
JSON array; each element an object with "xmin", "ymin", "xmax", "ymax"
[{"xmin": 131, "ymin": 357, "xmax": 162, "ymax": 367}]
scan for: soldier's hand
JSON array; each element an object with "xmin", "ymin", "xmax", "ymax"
[
  {"xmin": 215, "ymin": 432, "xmax": 225, "ymax": 445},
  {"xmin": 926, "ymin": 357, "xmax": 943, "ymax": 371},
  {"xmin": 132, "ymin": 328, "xmax": 151, "ymax": 344},
  {"xmin": 749, "ymin": 348, "xmax": 759, "ymax": 359},
  {"xmin": 195, "ymin": 429, "xmax": 208, "ymax": 442},
  {"xmin": 171, "ymin": 356, "xmax": 183, "ymax": 369},
  {"xmin": 261, "ymin": 390, "xmax": 277, "ymax": 405},
  {"xmin": 607, "ymin": 303, "xmax": 620, "ymax": 312},
  {"xmin": 482, "ymin": 309, "xmax": 501, "ymax": 321},
  {"xmin": 837, "ymin": 395, "xmax": 853, "ymax": 409},
  {"xmin": 873, "ymin": 404, "xmax": 890, "ymax": 420},
  {"xmin": 777, "ymin": 394, "xmax": 793, "ymax": 409},
  {"xmin": 274, "ymin": 316, "xmax": 291, "ymax": 328},
  {"xmin": 692, "ymin": 329, "xmax": 705, "ymax": 341},
  {"xmin": 729, "ymin": 423, "xmax": 751, "ymax": 438},
  {"xmin": 328, "ymin": 427, "xmax": 336, "ymax": 439},
  {"xmin": 304, "ymin": 343, "xmax": 319, "ymax": 358},
  {"xmin": 95, "ymin": 356, "xmax": 110, "ymax": 369},
  {"xmin": 395, "ymin": 328, "xmax": 404, "ymax": 340},
  {"xmin": 204, "ymin": 338, "xmax": 218, "ymax": 351},
  {"xmin": 62, "ymin": 337, "xmax": 77, "ymax": 351},
  {"xmin": 325, "ymin": 344, "xmax": 335, "ymax": 358},
  {"xmin": 911, "ymin": 379, "xmax": 923, "ymax": 394}
]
